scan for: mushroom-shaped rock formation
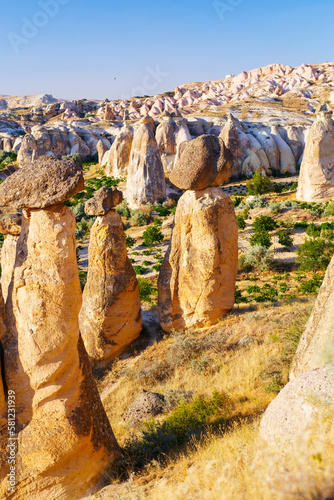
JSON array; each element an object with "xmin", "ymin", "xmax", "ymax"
[
  {"xmin": 158, "ymin": 188, "xmax": 238, "ymax": 333},
  {"xmin": 297, "ymin": 103, "xmax": 334, "ymax": 202},
  {"xmin": 79, "ymin": 189, "xmax": 142, "ymax": 365},
  {"xmin": 0, "ymin": 156, "xmax": 84, "ymax": 209},
  {"xmin": 0, "ymin": 213, "xmax": 22, "ymax": 303},
  {"xmin": 126, "ymin": 120, "xmax": 166, "ymax": 208},
  {"xmin": 0, "ymin": 159, "xmax": 120, "ymax": 499},
  {"xmin": 170, "ymin": 134, "xmax": 233, "ymax": 190},
  {"xmin": 105, "ymin": 125, "xmax": 133, "ymax": 178},
  {"xmin": 289, "ymin": 252, "xmax": 334, "ymax": 380}
]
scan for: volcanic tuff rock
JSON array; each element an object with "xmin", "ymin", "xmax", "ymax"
[
  {"xmin": 270, "ymin": 126, "xmax": 296, "ymax": 174},
  {"xmin": 290, "ymin": 252, "xmax": 334, "ymax": 380},
  {"xmin": 126, "ymin": 120, "xmax": 166, "ymax": 208},
  {"xmin": 297, "ymin": 103, "xmax": 334, "ymax": 202},
  {"xmin": 0, "ymin": 213, "xmax": 21, "ymax": 236},
  {"xmin": 84, "ymin": 186, "xmax": 123, "ymax": 216},
  {"xmin": 97, "ymin": 139, "xmax": 108, "ymax": 164},
  {"xmin": 170, "ymin": 135, "xmax": 233, "ymax": 190},
  {"xmin": 0, "ymin": 156, "xmax": 84, "ymax": 209},
  {"xmin": 219, "ymin": 119, "xmax": 249, "ymax": 177},
  {"xmin": 260, "ymin": 367, "xmax": 334, "ymax": 447},
  {"xmin": 0, "ymin": 204, "xmax": 120, "ymax": 499},
  {"xmin": 0, "ymin": 214, "xmax": 22, "ymax": 304},
  {"xmin": 79, "ymin": 209, "xmax": 142, "ymax": 365},
  {"xmin": 0, "ymin": 288, "xmax": 8, "ymax": 486},
  {"xmin": 105, "ymin": 125, "xmax": 133, "ymax": 178},
  {"xmin": 158, "ymin": 188, "xmax": 238, "ymax": 333}
]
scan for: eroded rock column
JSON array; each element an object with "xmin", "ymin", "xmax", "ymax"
[
  {"xmin": 0, "ymin": 214, "xmax": 22, "ymax": 303},
  {"xmin": 0, "ymin": 156, "xmax": 120, "ymax": 500},
  {"xmin": 80, "ymin": 187, "xmax": 142, "ymax": 365},
  {"xmin": 159, "ymin": 135, "xmax": 238, "ymax": 333}
]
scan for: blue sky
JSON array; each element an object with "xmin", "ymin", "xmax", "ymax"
[{"xmin": 0, "ymin": 0, "xmax": 333, "ymax": 100}]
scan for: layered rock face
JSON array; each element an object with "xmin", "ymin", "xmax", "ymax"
[
  {"xmin": 126, "ymin": 119, "xmax": 166, "ymax": 207},
  {"xmin": 260, "ymin": 367, "xmax": 334, "ymax": 447},
  {"xmin": 0, "ymin": 214, "xmax": 22, "ymax": 303},
  {"xmin": 290, "ymin": 252, "xmax": 334, "ymax": 380},
  {"xmin": 158, "ymin": 188, "xmax": 238, "ymax": 332},
  {"xmin": 0, "ymin": 160, "xmax": 120, "ymax": 499},
  {"xmin": 105, "ymin": 125, "xmax": 133, "ymax": 178},
  {"xmin": 297, "ymin": 104, "xmax": 334, "ymax": 202},
  {"xmin": 80, "ymin": 188, "xmax": 142, "ymax": 365}
]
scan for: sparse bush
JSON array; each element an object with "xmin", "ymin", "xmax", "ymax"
[
  {"xmin": 126, "ymin": 235, "xmax": 136, "ymax": 248},
  {"xmin": 134, "ymin": 265, "xmax": 148, "ymax": 275},
  {"xmin": 246, "ymin": 195, "xmax": 268, "ymax": 209},
  {"xmin": 131, "ymin": 210, "xmax": 151, "ymax": 227},
  {"xmin": 299, "ymin": 274, "xmax": 323, "ymax": 295},
  {"xmin": 247, "ymin": 172, "xmax": 271, "ymax": 195},
  {"xmin": 323, "ymin": 202, "xmax": 334, "ymax": 217},
  {"xmin": 294, "ymin": 220, "xmax": 309, "ymax": 229},
  {"xmin": 116, "ymin": 199, "xmax": 131, "ymax": 218},
  {"xmin": 306, "ymin": 223, "xmax": 321, "ymax": 238},
  {"xmin": 244, "ymin": 245, "xmax": 274, "ymax": 272},
  {"xmin": 78, "ymin": 270, "xmax": 87, "ymax": 290},
  {"xmin": 269, "ymin": 202, "xmax": 280, "ymax": 215},
  {"xmin": 152, "ymin": 263, "xmax": 162, "ymax": 272},
  {"xmin": 236, "ymin": 214, "xmax": 246, "ymax": 230},
  {"xmin": 72, "ymin": 203, "xmax": 85, "ymax": 222}
]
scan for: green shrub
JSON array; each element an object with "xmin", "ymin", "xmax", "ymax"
[
  {"xmin": 142, "ymin": 260, "xmax": 152, "ymax": 266},
  {"xmin": 232, "ymin": 196, "xmax": 243, "ymax": 208},
  {"xmin": 247, "ymin": 172, "xmax": 271, "ymax": 195},
  {"xmin": 78, "ymin": 270, "xmax": 87, "ymax": 290},
  {"xmin": 154, "ymin": 205, "xmax": 170, "ymax": 216},
  {"xmin": 306, "ymin": 223, "xmax": 321, "ymax": 238},
  {"xmin": 152, "ymin": 263, "xmax": 162, "ymax": 272},
  {"xmin": 116, "ymin": 200, "xmax": 131, "ymax": 218},
  {"xmin": 126, "ymin": 235, "xmax": 136, "ymax": 248},
  {"xmin": 250, "ymin": 230, "xmax": 272, "ymax": 248},
  {"xmin": 278, "ymin": 231, "xmax": 293, "ymax": 248},
  {"xmin": 296, "ymin": 237, "xmax": 334, "ymax": 271},
  {"xmin": 236, "ymin": 214, "xmax": 246, "ymax": 230},
  {"xmin": 252, "ymin": 215, "xmax": 278, "ymax": 233},
  {"xmin": 299, "ymin": 274, "xmax": 323, "ymax": 295},
  {"xmin": 137, "ymin": 277, "xmax": 157, "ymax": 303},
  {"xmin": 131, "ymin": 210, "xmax": 151, "ymax": 227},
  {"xmin": 294, "ymin": 220, "xmax": 308, "ymax": 229},
  {"xmin": 142, "ymin": 225, "xmax": 164, "ymax": 246},
  {"xmin": 323, "ymin": 202, "xmax": 334, "ymax": 217},
  {"xmin": 244, "ymin": 245, "xmax": 274, "ymax": 272},
  {"xmin": 134, "ymin": 265, "xmax": 148, "ymax": 275}
]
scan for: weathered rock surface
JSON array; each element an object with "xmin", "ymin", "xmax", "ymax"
[
  {"xmin": 0, "ymin": 213, "xmax": 21, "ymax": 236},
  {"xmin": 270, "ymin": 127, "xmax": 297, "ymax": 174},
  {"xmin": 123, "ymin": 390, "xmax": 165, "ymax": 427},
  {"xmin": 0, "ymin": 289, "xmax": 8, "ymax": 486},
  {"xmin": 85, "ymin": 187, "xmax": 123, "ymax": 216},
  {"xmin": 290, "ymin": 253, "xmax": 334, "ymax": 380},
  {"xmin": 97, "ymin": 140, "xmax": 108, "ymax": 164},
  {"xmin": 297, "ymin": 104, "xmax": 334, "ymax": 202},
  {"xmin": 105, "ymin": 125, "xmax": 133, "ymax": 178},
  {"xmin": 126, "ymin": 121, "xmax": 166, "ymax": 208},
  {"xmin": 253, "ymin": 129, "xmax": 280, "ymax": 172},
  {"xmin": 1, "ymin": 235, "xmax": 19, "ymax": 304},
  {"xmin": 219, "ymin": 120, "xmax": 249, "ymax": 177},
  {"xmin": 170, "ymin": 135, "xmax": 233, "ymax": 190},
  {"xmin": 79, "ymin": 209, "xmax": 142, "ymax": 365},
  {"xmin": 0, "ymin": 205, "xmax": 120, "ymax": 499},
  {"xmin": 158, "ymin": 188, "xmax": 238, "ymax": 333},
  {"xmin": 0, "ymin": 156, "xmax": 84, "ymax": 209},
  {"xmin": 260, "ymin": 367, "xmax": 334, "ymax": 447}
]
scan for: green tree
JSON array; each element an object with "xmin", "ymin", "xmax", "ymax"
[
  {"xmin": 142, "ymin": 225, "xmax": 164, "ymax": 246},
  {"xmin": 247, "ymin": 172, "xmax": 271, "ymax": 195}
]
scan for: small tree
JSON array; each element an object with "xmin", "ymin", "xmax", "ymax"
[
  {"xmin": 278, "ymin": 231, "xmax": 293, "ymax": 248},
  {"xmin": 126, "ymin": 235, "xmax": 136, "ymax": 248},
  {"xmin": 252, "ymin": 215, "xmax": 278, "ymax": 233},
  {"xmin": 250, "ymin": 230, "xmax": 272, "ymax": 249},
  {"xmin": 247, "ymin": 172, "xmax": 271, "ymax": 195},
  {"xmin": 236, "ymin": 214, "xmax": 246, "ymax": 230},
  {"xmin": 142, "ymin": 225, "xmax": 164, "ymax": 246}
]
